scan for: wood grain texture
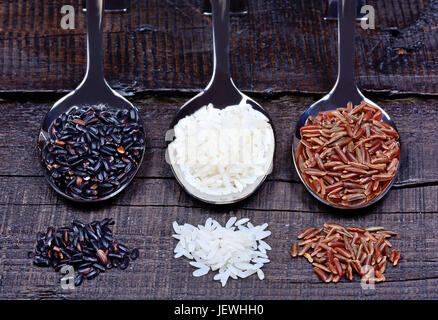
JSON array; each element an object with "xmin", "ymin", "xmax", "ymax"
[
  {"xmin": 0, "ymin": 94, "xmax": 437, "ymax": 299},
  {"xmin": 0, "ymin": 0, "xmax": 437, "ymax": 94},
  {"xmin": 0, "ymin": 95, "xmax": 436, "ymax": 185},
  {"xmin": 1, "ymin": 206, "xmax": 437, "ymax": 300}
]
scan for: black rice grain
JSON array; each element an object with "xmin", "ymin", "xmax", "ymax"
[
  {"xmin": 29, "ymin": 218, "xmax": 138, "ymax": 287},
  {"xmin": 41, "ymin": 104, "xmax": 145, "ymax": 201}
]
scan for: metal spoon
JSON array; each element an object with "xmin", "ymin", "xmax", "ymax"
[
  {"xmin": 38, "ymin": 0, "xmax": 145, "ymax": 202},
  {"xmin": 166, "ymin": 0, "xmax": 276, "ymax": 204},
  {"xmin": 292, "ymin": 0, "xmax": 400, "ymax": 209}
]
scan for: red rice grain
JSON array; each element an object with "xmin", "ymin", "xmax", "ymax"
[
  {"xmin": 295, "ymin": 101, "xmax": 400, "ymax": 207},
  {"xmin": 291, "ymin": 223, "xmax": 401, "ymax": 284}
]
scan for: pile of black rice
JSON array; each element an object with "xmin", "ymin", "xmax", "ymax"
[{"xmin": 29, "ymin": 218, "xmax": 139, "ymax": 286}]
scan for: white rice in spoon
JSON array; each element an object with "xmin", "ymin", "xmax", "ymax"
[{"xmin": 167, "ymin": 99, "xmax": 275, "ymax": 201}]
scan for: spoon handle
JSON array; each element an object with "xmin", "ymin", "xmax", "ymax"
[
  {"xmin": 332, "ymin": 0, "xmax": 362, "ymax": 104},
  {"xmin": 84, "ymin": 0, "xmax": 106, "ymax": 85},
  {"xmin": 210, "ymin": 0, "xmax": 231, "ymax": 82}
]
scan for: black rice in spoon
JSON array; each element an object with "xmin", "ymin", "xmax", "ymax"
[{"xmin": 41, "ymin": 104, "xmax": 145, "ymax": 201}]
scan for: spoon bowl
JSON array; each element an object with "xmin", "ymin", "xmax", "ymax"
[
  {"xmin": 292, "ymin": 0, "xmax": 401, "ymax": 210},
  {"xmin": 169, "ymin": 78, "xmax": 272, "ymax": 129},
  {"xmin": 292, "ymin": 97, "xmax": 400, "ymax": 210},
  {"xmin": 168, "ymin": 90, "xmax": 275, "ymax": 205},
  {"xmin": 38, "ymin": 0, "xmax": 145, "ymax": 203},
  {"xmin": 166, "ymin": 0, "xmax": 275, "ymax": 204}
]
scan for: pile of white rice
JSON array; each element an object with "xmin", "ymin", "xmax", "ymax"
[
  {"xmin": 172, "ymin": 217, "xmax": 271, "ymax": 287},
  {"xmin": 167, "ymin": 99, "xmax": 275, "ymax": 201}
]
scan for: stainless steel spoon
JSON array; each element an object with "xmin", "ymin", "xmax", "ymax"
[
  {"xmin": 166, "ymin": 0, "xmax": 276, "ymax": 204},
  {"xmin": 38, "ymin": 0, "xmax": 145, "ymax": 202},
  {"xmin": 292, "ymin": 0, "xmax": 401, "ymax": 209}
]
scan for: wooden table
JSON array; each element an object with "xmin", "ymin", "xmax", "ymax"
[{"xmin": 0, "ymin": 0, "xmax": 437, "ymax": 300}]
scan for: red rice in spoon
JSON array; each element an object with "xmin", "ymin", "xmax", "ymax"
[{"xmin": 295, "ymin": 101, "xmax": 400, "ymax": 207}]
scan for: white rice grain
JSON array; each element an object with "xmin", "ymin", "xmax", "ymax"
[
  {"xmin": 172, "ymin": 217, "xmax": 271, "ymax": 287},
  {"xmin": 168, "ymin": 101, "xmax": 275, "ymax": 201}
]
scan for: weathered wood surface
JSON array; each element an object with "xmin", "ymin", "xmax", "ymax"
[
  {"xmin": 0, "ymin": 94, "xmax": 437, "ymax": 299},
  {"xmin": 0, "ymin": 0, "xmax": 437, "ymax": 94}
]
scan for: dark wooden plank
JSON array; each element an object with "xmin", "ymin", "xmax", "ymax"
[
  {"xmin": 1, "ymin": 176, "xmax": 438, "ymax": 214},
  {"xmin": 0, "ymin": 92, "xmax": 437, "ymax": 299},
  {"xmin": 0, "ymin": 0, "xmax": 437, "ymax": 94},
  {"xmin": 0, "ymin": 95, "xmax": 437, "ymax": 187},
  {"xmin": 0, "ymin": 205, "xmax": 436, "ymax": 299}
]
